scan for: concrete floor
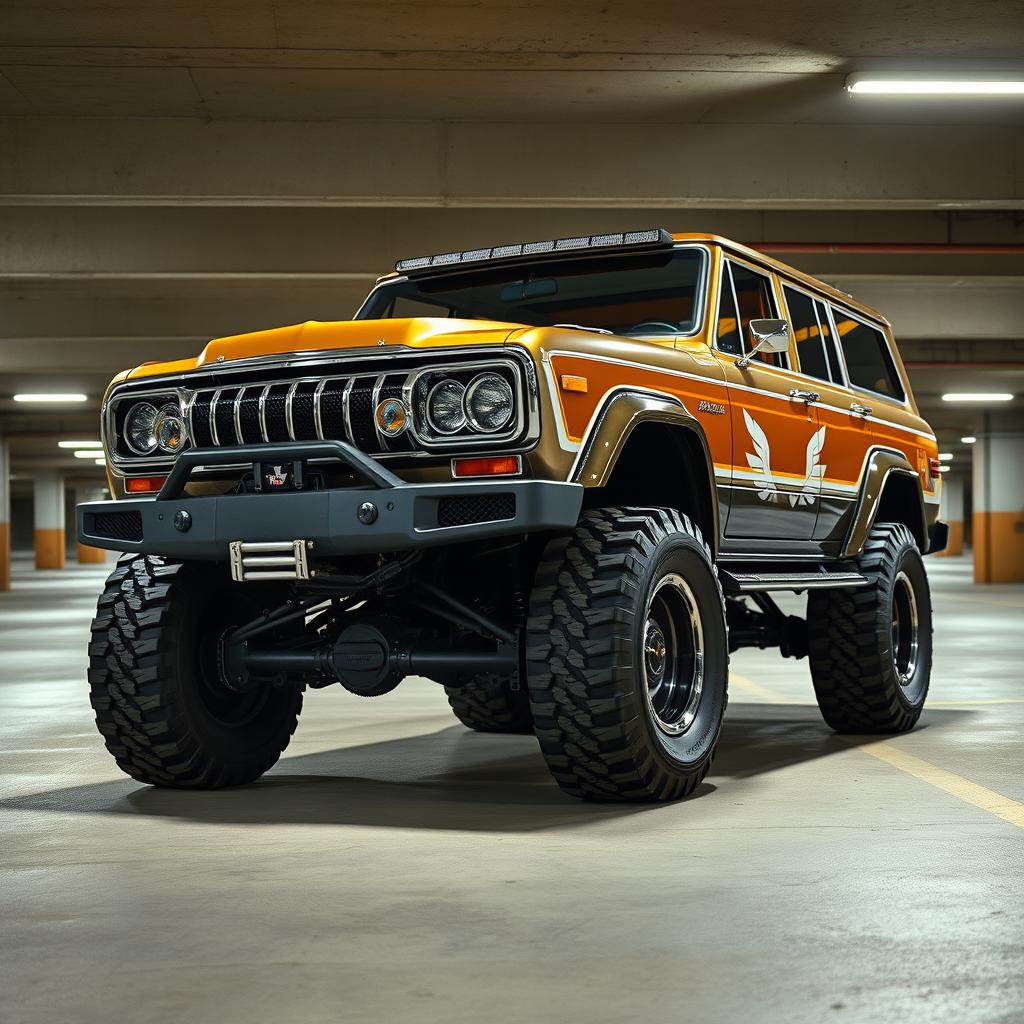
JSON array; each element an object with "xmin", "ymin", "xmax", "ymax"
[{"xmin": 1, "ymin": 554, "xmax": 1022, "ymax": 1024}]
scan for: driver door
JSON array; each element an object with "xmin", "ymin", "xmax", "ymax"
[{"xmin": 713, "ymin": 256, "xmax": 821, "ymax": 540}]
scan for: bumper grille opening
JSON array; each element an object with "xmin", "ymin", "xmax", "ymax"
[
  {"xmin": 87, "ymin": 510, "xmax": 143, "ymax": 542},
  {"xmin": 437, "ymin": 493, "xmax": 516, "ymax": 528}
]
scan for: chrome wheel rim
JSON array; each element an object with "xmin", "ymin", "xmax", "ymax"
[
  {"xmin": 642, "ymin": 573, "xmax": 705, "ymax": 735},
  {"xmin": 891, "ymin": 570, "xmax": 920, "ymax": 687}
]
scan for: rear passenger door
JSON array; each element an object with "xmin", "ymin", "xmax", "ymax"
[
  {"xmin": 713, "ymin": 257, "xmax": 820, "ymax": 540},
  {"xmin": 778, "ymin": 284, "xmax": 874, "ymax": 544}
]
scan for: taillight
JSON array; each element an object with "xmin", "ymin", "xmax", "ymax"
[{"xmin": 928, "ymin": 457, "xmax": 941, "ymax": 480}]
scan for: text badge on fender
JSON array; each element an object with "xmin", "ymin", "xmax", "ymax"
[{"xmin": 698, "ymin": 400, "xmax": 726, "ymax": 416}]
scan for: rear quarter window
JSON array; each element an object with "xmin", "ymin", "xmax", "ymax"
[{"xmin": 832, "ymin": 309, "xmax": 905, "ymax": 401}]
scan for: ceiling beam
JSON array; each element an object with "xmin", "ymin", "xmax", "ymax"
[{"xmin": 2, "ymin": 116, "xmax": 1022, "ymax": 209}]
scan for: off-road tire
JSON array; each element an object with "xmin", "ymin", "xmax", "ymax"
[
  {"xmin": 807, "ymin": 523, "xmax": 932, "ymax": 733},
  {"xmin": 444, "ymin": 675, "xmax": 533, "ymax": 734},
  {"xmin": 88, "ymin": 554, "xmax": 303, "ymax": 787},
  {"xmin": 526, "ymin": 507, "xmax": 729, "ymax": 802}
]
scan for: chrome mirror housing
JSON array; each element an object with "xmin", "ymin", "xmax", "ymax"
[{"xmin": 737, "ymin": 319, "xmax": 789, "ymax": 368}]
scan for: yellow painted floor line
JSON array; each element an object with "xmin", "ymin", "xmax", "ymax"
[
  {"xmin": 930, "ymin": 699, "xmax": 1024, "ymax": 706},
  {"xmin": 729, "ymin": 673, "xmax": 801, "ymax": 704},
  {"xmin": 944, "ymin": 592, "xmax": 1024, "ymax": 610},
  {"xmin": 851, "ymin": 740, "xmax": 1024, "ymax": 828}
]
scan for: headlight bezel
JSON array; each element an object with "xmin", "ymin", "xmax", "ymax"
[
  {"xmin": 105, "ymin": 388, "xmax": 192, "ymax": 469},
  {"xmin": 408, "ymin": 358, "xmax": 525, "ymax": 448}
]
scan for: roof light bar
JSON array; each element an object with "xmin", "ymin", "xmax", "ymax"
[{"xmin": 395, "ymin": 228, "xmax": 673, "ymax": 274}]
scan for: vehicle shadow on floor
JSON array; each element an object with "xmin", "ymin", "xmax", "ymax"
[{"xmin": 1, "ymin": 704, "xmax": 969, "ymax": 833}]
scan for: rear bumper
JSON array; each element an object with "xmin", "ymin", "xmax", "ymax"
[{"xmin": 77, "ymin": 441, "xmax": 583, "ymax": 561}]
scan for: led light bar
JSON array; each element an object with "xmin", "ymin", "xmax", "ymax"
[
  {"xmin": 941, "ymin": 392, "xmax": 1014, "ymax": 402},
  {"xmin": 848, "ymin": 77, "xmax": 1024, "ymax": 96},
  {"xmin": 395, "ymin": 228, "xmax": 673, "ymax": 274},
  {"xmin": 13, "ymin": 392, "xmax": 87, "ymax": 403}
]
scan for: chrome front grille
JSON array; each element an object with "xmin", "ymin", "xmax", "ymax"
[{"xmin": 188, "ymin": 373, "xmax": 411, "ymax": 456}]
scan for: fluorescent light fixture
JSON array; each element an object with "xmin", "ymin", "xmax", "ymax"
[
  {"xmin": 937, "ymin": 465, "xmax": 951, "ymax": 473},
  {"xmin": 58, "ymin": 440, "xmax": 102, "ymax": 449},
  {"xmin": 938, "ymin": 452, "xmax": 953, "ymax": 461},
  {"xmin": 941, "ymin": 392, "xmax": 1013, "ymax": 402},
  {"xmin": 848, "ymin": 76, "xmax": 1024, "ymax": 96},
  {"xmin": 74, "ymin": 449, "xmax": 103, "ymax": 459},
  {"xmin": 960, "ymin": 436, "xmax": 977, "ymax": 444},
  {"xmin": 13, "ymin": 392, "xmax": 88, "ymax": 403},
  {"xmin": 94, "ymin": 458, "xmax": 106, "ymax": 466}
]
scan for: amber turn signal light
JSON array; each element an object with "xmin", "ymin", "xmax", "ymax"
[
  {"xmin": 126, "ymin": 476, "xmax": 168, "ymax": 494},
  {"xmin": 560, "ymin": 374, "xmax": 588, "ymax": 393},
  {"xmin": 452, "ymin": 456, "xmax": 522, "ymax": 478}
]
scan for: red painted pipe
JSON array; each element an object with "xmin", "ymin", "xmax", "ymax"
[{"xmin": 751, "ymin": 242, "xmax": 1024, "ymax": 255}]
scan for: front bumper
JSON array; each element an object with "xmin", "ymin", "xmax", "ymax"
[{"xmin": 77, "ymin": 441, "xmax": 583, "ymax": 561}]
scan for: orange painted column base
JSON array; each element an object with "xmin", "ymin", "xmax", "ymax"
[
  {"xmin": 0, "ymin": 522, "xmax": 10, "ymax": 591},
  {"xmin": 936, "ymin": 520, "xmax": 964, "ymax": 557},
  {"xmin": 973, "ymin": 512, "xmax": 1024, "ymax": 583},
  {"xmin": 34, "ymin": 528, "xmax": 66, "ymax": 569},
  {"xmin": 76, "ymin": 542, "xmax": 107, "ymax": 565}
]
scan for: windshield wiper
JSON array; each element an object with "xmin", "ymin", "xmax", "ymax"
[{"xmin": 552, "ymin": 323, "xmax": 613, "ymax": 335}]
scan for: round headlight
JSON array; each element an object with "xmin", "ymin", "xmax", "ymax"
[
  {"xmin": 426, "ymin": 379, "xmax": 467, "ymax": 435},
  {"xmin": 375, "ymin": 397, "xmax": 409, "ymax": 437},
  {"xmin": 465, "ymin": 373, "xmax": 514, "ymax": 433},
  {"xmin": 124, "ymin": 401, "xmax": 159, "ymax": 454},
  {"xmin": 154, "ymin": 403, "xmax": 187, "ymax": 453}
]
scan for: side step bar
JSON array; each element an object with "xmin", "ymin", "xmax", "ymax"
[{"xmin": 719, "ymin": 569, "xmax": 869, "ymax": 594}]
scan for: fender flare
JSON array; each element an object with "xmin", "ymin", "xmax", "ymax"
[
  {"xmin": 842, "ymin": 447, "xmax": 928, "ymax": 558},
  {"xmin": 569, "ymin": 387, "xmax": 720, "ymax": 549}
]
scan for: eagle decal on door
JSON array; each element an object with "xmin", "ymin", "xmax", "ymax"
[{"xmin": 742, "ymin": 409, "xmax": 825, "ymax": 507}]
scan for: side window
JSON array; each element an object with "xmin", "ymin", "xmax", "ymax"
[
  {"xmin": 715, "ymin": 262, "xmax": 742, "ymax": 355},
  {"xmin": 783, "ymin": 285, "xmax": 830, "ymax": 381},
  {"xmin": 832, "ymin": 310, "xmax": 905, "ymax": 400},
  {"xmin": 731, "ymin": 263, "xmax": 786, "ymax": 368}
]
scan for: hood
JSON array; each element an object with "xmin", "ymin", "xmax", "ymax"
[{"xmin": 126, "ymin": 317, "xmax": 520, "ymax": 380}]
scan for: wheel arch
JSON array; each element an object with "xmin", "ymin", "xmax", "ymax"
[
  {"xmin": 571, "ymin": 389, "xmax": 719, "ymax": 554},
  {"xmin": 843, "ymin": 447, "xmax": 928, "ymax": 557}
]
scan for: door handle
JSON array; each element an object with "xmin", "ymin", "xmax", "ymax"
[
  {"xmin": 788, "ymin": 388, "xmax": 819, "ymax": 403},
  {"xmin": 849, "ymin": 401, "xmax": 873, "ymax": 417}
]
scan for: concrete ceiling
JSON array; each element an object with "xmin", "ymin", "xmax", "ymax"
[{"xmin": 1, "ymin": 0, "xmax": 1022, "ymax": 476}]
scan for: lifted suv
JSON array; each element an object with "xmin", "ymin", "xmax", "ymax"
[{"xmin": 79, "ymin": 229, "xmax": 946, "ymax": 802}]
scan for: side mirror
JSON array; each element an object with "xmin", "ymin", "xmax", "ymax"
[{"xmin": 736, "ymin": 319, "xmax": 789, "ymax": 368}]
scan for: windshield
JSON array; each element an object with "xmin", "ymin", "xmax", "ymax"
[{"xmin": 357, "ymin": 247, "xmax": 706, "ymax": 337}]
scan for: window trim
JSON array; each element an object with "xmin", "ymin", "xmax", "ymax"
[
  {"xmin": 712, "ymin": 254, "xmax": 790, "ymax": 369},
  {"xmin": 828, "ymin": 302, "xmax": 909, "ymax": 407},
  {"xmin": 354, "ymin": 243, "xmax": 712, "ymax": 342}
]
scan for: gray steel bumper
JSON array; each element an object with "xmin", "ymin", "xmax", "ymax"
[{"xmin": 77, "ymin": 441, "xmax": 583, "ymax": 560}]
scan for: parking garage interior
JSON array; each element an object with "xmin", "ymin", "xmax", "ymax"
[{"xmin": 1, "ymin": 4, "xmax": 1022, "ymax": 1023}]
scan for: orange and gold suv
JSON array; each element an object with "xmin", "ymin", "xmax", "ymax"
[{"xmin": 79, "ymin": 229, "xmax": 946, "ymax": 802}]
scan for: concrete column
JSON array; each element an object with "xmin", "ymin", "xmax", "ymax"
[
  {"xmin": 75, "ymin": 487, "xmax": 108, "ymax": 565},
  {"xmin": 0, "ymin": 436, "xmax": 10, "ymax": 591},
  {"xmin": 33, "ymin": 471, "xmax": 65, "ymax": 570},
  {"xmin": 937, "ymin": 473, "xmax": 965, "ymax": 557},
  {"xmin": 972, "ymin": 430, "xmax": 1024, "ymax": 584}
]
